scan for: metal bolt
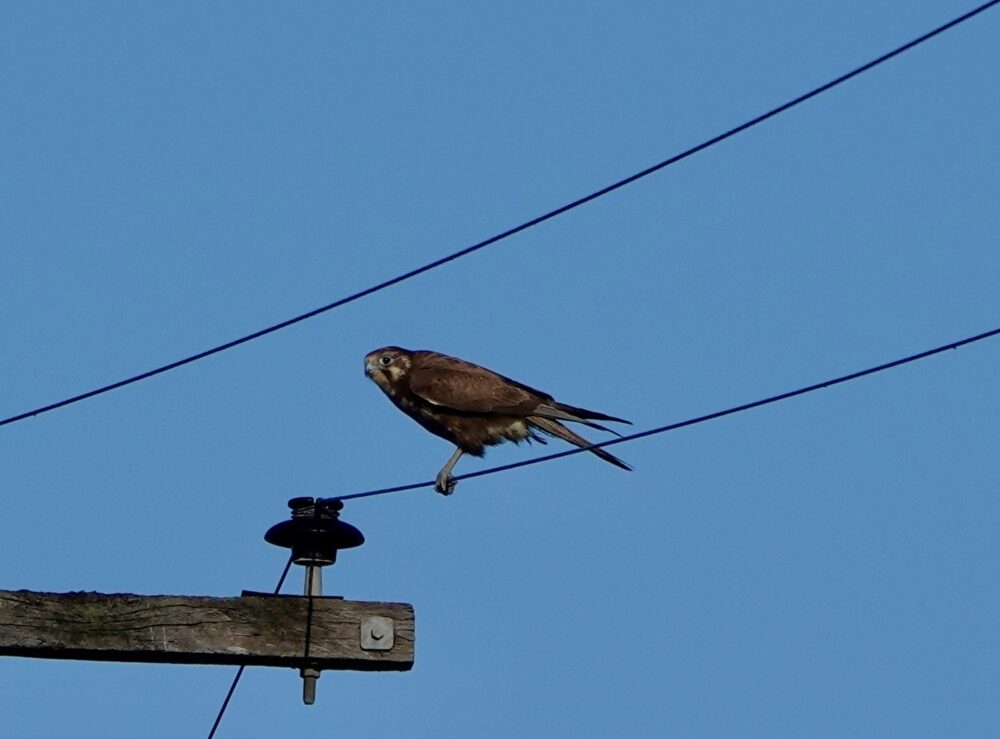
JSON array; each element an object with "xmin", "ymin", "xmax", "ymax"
[{"xmin": 301, "ymin": 668, "xmax": 319, "ymax": 705}]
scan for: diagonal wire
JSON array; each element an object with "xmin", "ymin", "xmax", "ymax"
[
  {"xmin": 206, "ymin": 555, "xmax": 294, "ymax": 739},
  {"xmin": 202, "ymin": 325, "xmax": 1000, "ymax": 734},
  {"xmin": 334, "ymin": 325, "xmax": 1000, "ymax": 502},
  {"xmin": 4, "ymin": 0, "xmax": 998, "ymax": 430}
]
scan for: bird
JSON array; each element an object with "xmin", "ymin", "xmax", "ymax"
[{"xmin": 364, "ymin": 346, "xmax": 631, "ymax": 494}]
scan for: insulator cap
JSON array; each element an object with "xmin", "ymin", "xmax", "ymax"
[{"xmin": 264, "ymin": 497, "xmax": 364, "ymax": 566}]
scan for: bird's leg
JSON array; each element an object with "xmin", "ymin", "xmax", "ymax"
[{"xmin": 435, "ymin": 447, "xmax": 464, "ymax": 495}]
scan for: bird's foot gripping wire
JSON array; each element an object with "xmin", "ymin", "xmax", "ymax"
[
  {"xmin": 433, "ymin": 446, "xmax": 464, "ymax": 495},
  {"xmin": 435, "ymin": 471, "xmax": 457, "ymax": 496}
]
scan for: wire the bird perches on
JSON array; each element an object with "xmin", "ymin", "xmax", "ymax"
[{"xmin": 336, "ymin": 325, "xmax": 1000, "ymax": 502}]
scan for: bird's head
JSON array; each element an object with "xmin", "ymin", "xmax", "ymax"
[{"xmin": 364, "ymin": 346, "xmax": 412, "ymax": 392}]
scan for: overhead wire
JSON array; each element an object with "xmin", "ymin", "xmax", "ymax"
[
  {"xmin": 334, "ymin": 325, "xmax": 1000, "ymax": 502},
  {"xmin": 206, "ymin": 555, "xmax": 294, "ymax": 739},
  {"xmin": 4, "ymin": 0, "xmax": 998, "ymax": 430}
]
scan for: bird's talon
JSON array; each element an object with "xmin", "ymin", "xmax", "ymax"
[{"xmin": 435, "ymin": 475, "xmax": 457, "ymax": 496}]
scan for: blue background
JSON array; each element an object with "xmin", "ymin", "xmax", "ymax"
[{"xmin": 2, "ymin": 2, "xmax": 999, "ymax": 737}]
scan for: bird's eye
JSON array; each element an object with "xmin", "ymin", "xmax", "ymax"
[{"xmin": 379, "ymin": 355, "xmax": 393, "ymax": 366}]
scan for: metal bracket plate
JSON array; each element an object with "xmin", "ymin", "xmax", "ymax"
[{"xmin": 360, "ymin": 616, "xmax": 395, "ymax": 651}]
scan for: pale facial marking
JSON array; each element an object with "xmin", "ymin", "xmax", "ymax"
[{"xmin": 364, "ymin": 348, "xmax": 409, "ymax": 392}]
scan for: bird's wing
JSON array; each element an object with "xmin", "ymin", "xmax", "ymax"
[{"xmin": 408, "ymin": 365, "xmax": 542, "ymax": 415}]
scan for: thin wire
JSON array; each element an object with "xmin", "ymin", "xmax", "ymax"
[
  {"xmin": 206, "ymin": 555, "xmax": 294, "ymax": 739},
  {"xmin": 334, "ymin": 325, "xmax": 1000, "ymax": 502},
  {"xmin": 5, "ymin": 0, "xmax": 998, "ymax": 430}
]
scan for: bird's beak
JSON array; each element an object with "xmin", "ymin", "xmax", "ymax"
[{"xmin": 364, "ymin": 357, "xmax": 376, "ymax": 379}]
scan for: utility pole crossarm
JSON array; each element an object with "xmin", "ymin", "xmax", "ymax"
[{"xmin": 0, "ymin": 590, "xmax": 413, "ymax": 671}]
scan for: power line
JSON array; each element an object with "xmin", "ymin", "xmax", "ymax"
[
  {"xmin": 4, "ymin": 0, "xmax": 998, "ymax": 430},
  {"xmin": 335, "ymin": 325, "xmax": 1000, "ymax": 502},
  {"xmin": 204, "ymin": 325, "xmax": 1000, "ymax": 731},
  {"xmin": 206, "ymin": 555, "xmax": 294, "ymax": 739}
]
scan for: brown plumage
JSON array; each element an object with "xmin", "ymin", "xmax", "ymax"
[{"xmin": 364, "ymin": 346, "xmax": 631, "ymax": 494}]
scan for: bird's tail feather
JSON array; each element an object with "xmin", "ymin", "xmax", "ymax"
[
  {"xmin": 535, "ymin": 403, "xmax": 631, "ymax": 436},
  {"xmin": 529, "ymin": 417, "xmax": 632, "ymax": 471}
]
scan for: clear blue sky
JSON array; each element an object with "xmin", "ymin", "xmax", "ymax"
[{"xmin": 2, "ymin": 2, "xmax": 999, "ymax": 737}]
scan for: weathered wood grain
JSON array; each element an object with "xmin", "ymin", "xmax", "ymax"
[{"xmin": 0, "ymin": 590, "xmax": 413, "ymax": 670}]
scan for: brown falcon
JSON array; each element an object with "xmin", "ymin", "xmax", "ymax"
[{"xmin": 364, "ymin": 347, "xmax": 631, "ymax": 494}]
